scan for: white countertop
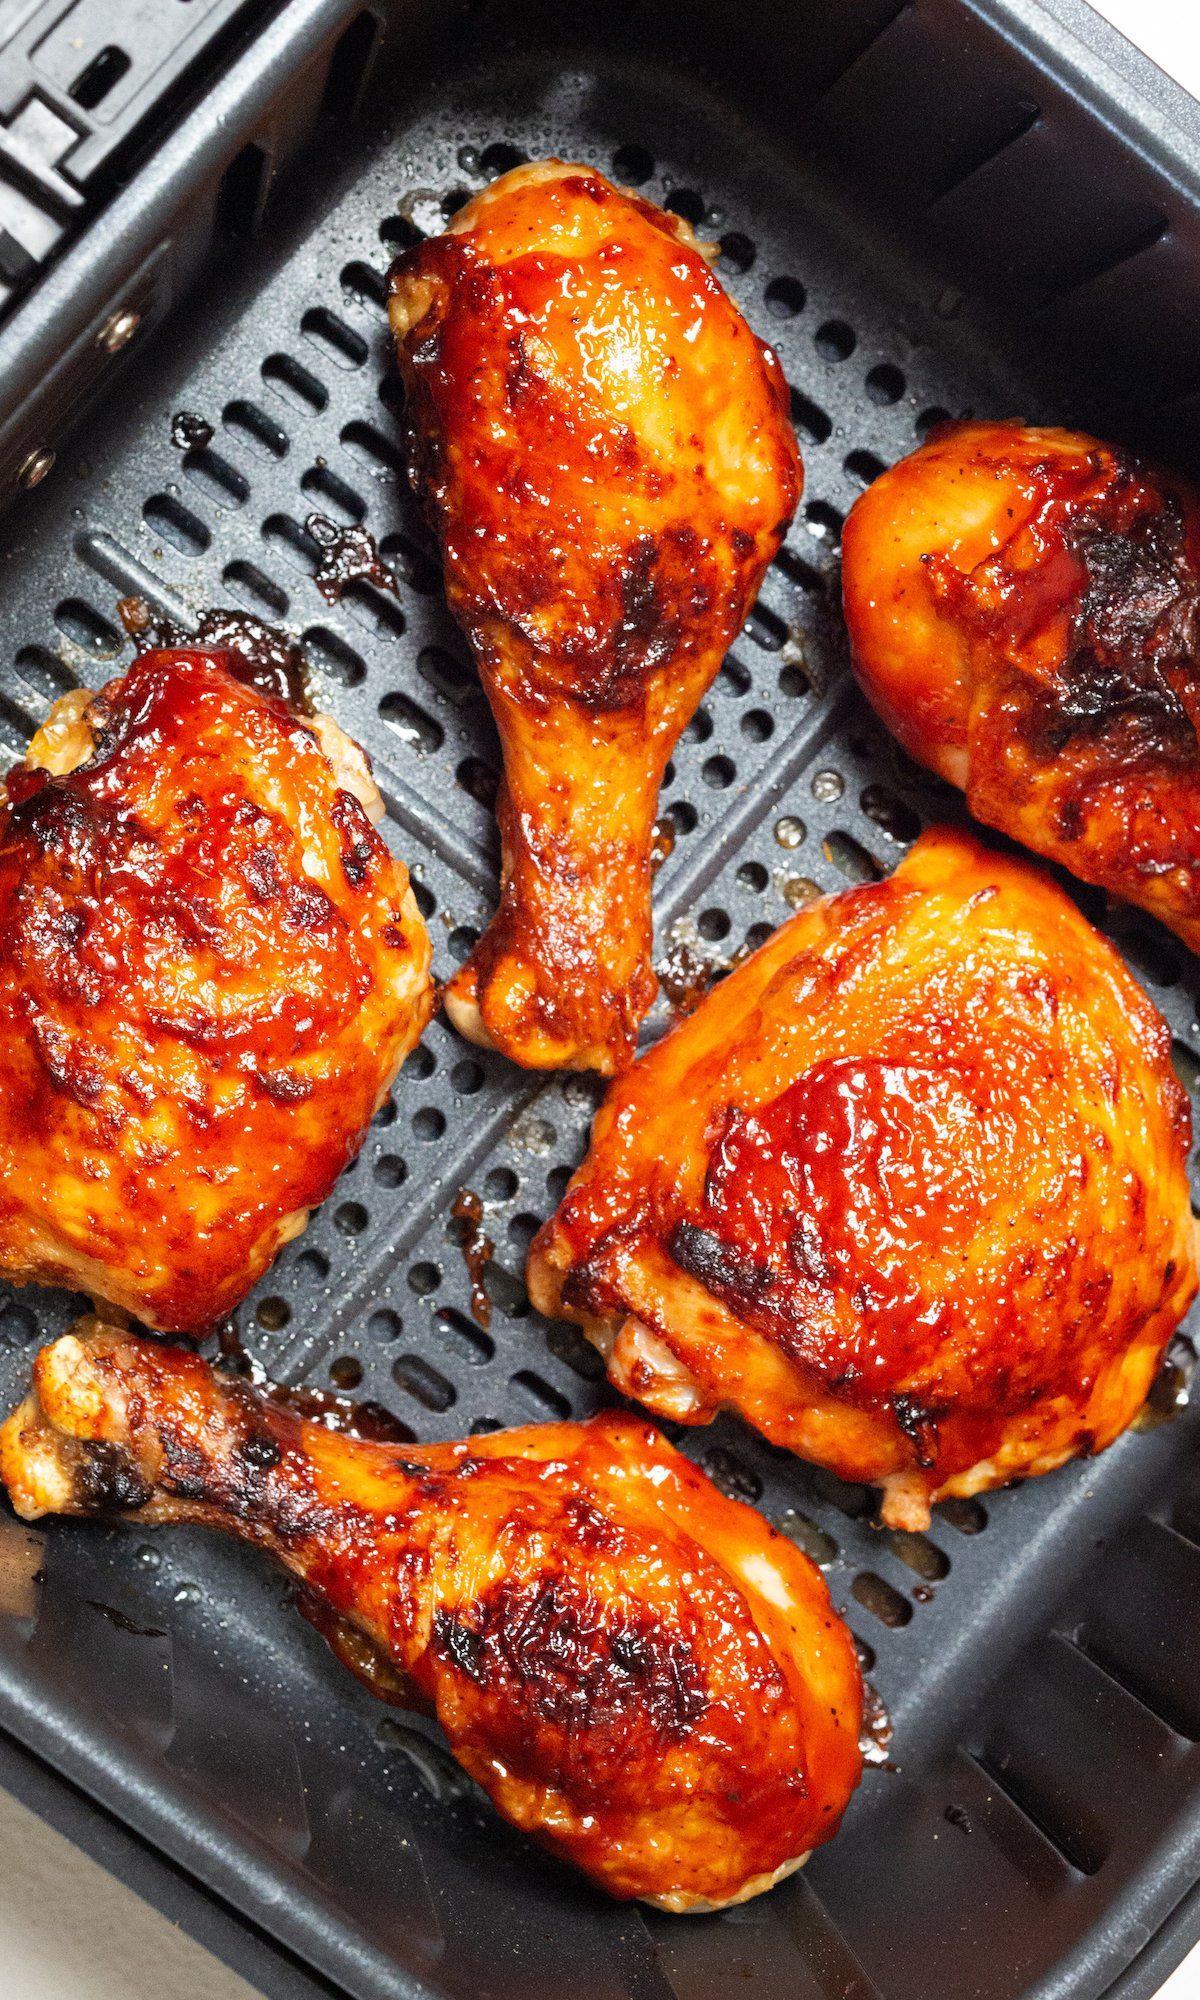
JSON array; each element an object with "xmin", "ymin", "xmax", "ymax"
[
  {"xmin": 3, "ymin": 4, "xmax": 1200, "ymax": 1997},
  {"xmin": 1088, "ymin": 0, "xmax": 1200, "ymax": 100},
  {"xmin": 0, "ymin": 1785, "xmax": 258, "ymax": 2000}
]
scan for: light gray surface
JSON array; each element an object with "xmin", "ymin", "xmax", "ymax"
[
  {"xmin": 1086, "ymin": 1, "xmax": 1200, "ymax": 98},
  {"xmin": 1157, "ymin": 1935, "xmax": 1200, "ymax": 1997},
  {"xmin": 0, "ymin": 1784, "xmax": 260, "ymax": 2000}
]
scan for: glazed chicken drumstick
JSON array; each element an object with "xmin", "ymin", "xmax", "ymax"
[
  {"xmin": 0, "ymin": 1323, "xmax": 863, "ymax": 1911},
  {"xmin": 0, "ymin": 648, "xmax": 433, "ymax": 1331},
  {"xmin": 530, "ymin": 827, "xmax": 1198, "ymax": 1529},
  {"xmin": 389, "ymin": 160, "xmax": 802, "ymax": 1073},
  {"xmin": 843, "ymin": 420, "xmax": 1200, "ymax": 952}
]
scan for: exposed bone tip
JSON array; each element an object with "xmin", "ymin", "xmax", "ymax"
[
  {"xmin": 25, "ymin": 688, "xmax": 95, "ymax": 776},
  {"xmin": 879, "ymin": 1469, "xmax": 933, "ymax": 1532},
  {"xmin": 642, "ymin": 1851, "xmax": 808, "ymax": 1914},
  {"xmin": 442, "ymin": 974, "xmax": 496, "ymax": 1052},
  {"xmin": 310, "ymin": 711, "xmax": 385, "ymax": 824}
]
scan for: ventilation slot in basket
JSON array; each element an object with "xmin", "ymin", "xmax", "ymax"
[{"xmin": 1072, "ymin": 1516, "xmax": 1200, "ymax": 1740}]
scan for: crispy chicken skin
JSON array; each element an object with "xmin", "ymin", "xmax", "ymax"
[
  {"xmin": 842, "ymin": 420, "xmax": 1200, "ymax": 952},
  {"xmin": 529, "ymin": 827, "xmax": 1197, "ymax": 1530},
  {"xmin": 0, "ymin": 649, "xmax": 433, "ymax": 1332},
  {"xmin": 389, "ymin": 160, "xmax": 801, "ymax": 1074},
  {"xmin": 0, "ymin": 1323, "xmax": 863, "ymax": 1911}
]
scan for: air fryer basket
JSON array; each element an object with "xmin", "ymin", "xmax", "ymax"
[{"xmin": 1, "ymin": 5, "xmax": 1200, "ymax": 1998}]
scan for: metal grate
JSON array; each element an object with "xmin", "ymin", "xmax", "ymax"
[{"xmin": 0, "ymin": 31, "xmax": 1198, "ymax": 2000}]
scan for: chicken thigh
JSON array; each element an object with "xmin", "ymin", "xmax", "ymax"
[
  {"xmin": 842, "ymin": 419, "xmax": 1200, "ymax": 952},
  {"xmin": 0, "ymin": 1322, "xmax": 863, "ymax": 1911},
  {"xmin": 0, "ymin": 648, "xmax": 433, "ymax": 1331},
  {"xmin": 389, "ymin": 161, "xmax": 801, "ymax": 1073},
  {"xmin": 529, "ymin": 827, "xmax": 1197, "ymax": 1529}
]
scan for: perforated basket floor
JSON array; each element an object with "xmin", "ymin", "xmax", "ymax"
[{"xmin": 1, "ymin": 28, "xmax": 1200, "ymax": 2000}]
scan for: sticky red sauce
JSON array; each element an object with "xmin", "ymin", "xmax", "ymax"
[
  {"xmin": 845, "ymin": 420, "xmax": 1200, "ymax": 950},
  {"xmin": 705, "ymin": 1056, "xmax": 1015, "ymax": 1304},
  {"xmin": 536, "ymin": 827, "xmax": 1197, "ymax": 1501},
  {"xmin": 0, "ymin": 649, "xmax": 428, "ymax": 1331},
  {"xmin": 20, "ymin": 1323, "xmax": 863, "ymax": 1907},
  {"xmin": 389, "ymin": 163, "xmax": 801, "ymax": 1071}
]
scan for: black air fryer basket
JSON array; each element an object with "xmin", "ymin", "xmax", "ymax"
[{"xmin": 1, "ymin": 3, "xmax": 1200, "ymax": 1997}]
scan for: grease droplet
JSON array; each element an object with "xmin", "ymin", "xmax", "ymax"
[{"xmin": 170, "ymin": 411, "xmax": 214, "ymax": 451}]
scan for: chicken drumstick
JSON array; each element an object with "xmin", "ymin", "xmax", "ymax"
[
  {"xmin": 0, "ymin": 1323, "xmax": 863, "ymax": 1911},
  {"xmin": 530, "ymin": 827, "xmax": 1197, "ymax": 1529},
  {"xmin": 389, "ymin": 161, "xmax": 801, "ymax": 1073},
  {"xmin": 842, "ymin": 419, "xmax": 1200, "ymax": 953}
]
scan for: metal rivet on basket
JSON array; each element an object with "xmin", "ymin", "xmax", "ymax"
[
  {"xmin": 811, "ymin": 768, "xmax": 845, "ymax": 803},
  {"xmin": 95, "ymin": 308, "xmax": 141, "ymax": 354},
  {"xmin": 16, "ymin": 446, "xmax": 54, "ymax": 489}
]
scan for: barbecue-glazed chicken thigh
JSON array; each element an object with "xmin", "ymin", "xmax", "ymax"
[
  {"xmin": 1, "ymin": 1323, "xmax": 863, "ymax": 1910},
  {"xmin": 530, "ymin": 827, "xmax": 1197, "ymax": 1530},
  {"xmin": 843, "ymin": 420, "xmax": 1200, "ymax": 952},
  {"xmin": 389, "ymin": 161, "xmax": 801, "ymax": 1073},
  {"xmin": 0, "ymin": 648, "xmax": 433, "ymax": 1332}
]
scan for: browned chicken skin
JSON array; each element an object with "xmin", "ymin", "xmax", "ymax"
[
  {"xmin": 389, "ymin": 160, "xmax": 801, "ymax": 1073},
  {"xmin": 0, "ymin": 649, "xmax": 433, "ymax": 1331},
  {"xmin": 0, "ymin": 1323, "xmax": 863, "ymax": 1910},
  {"xmin": 843, "ymin": 419, "xmax": 1200, "ymax": 952},
  {"xmin": 530, "ymin": 827, "xmax": 1198, "ymax": 1529}
]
